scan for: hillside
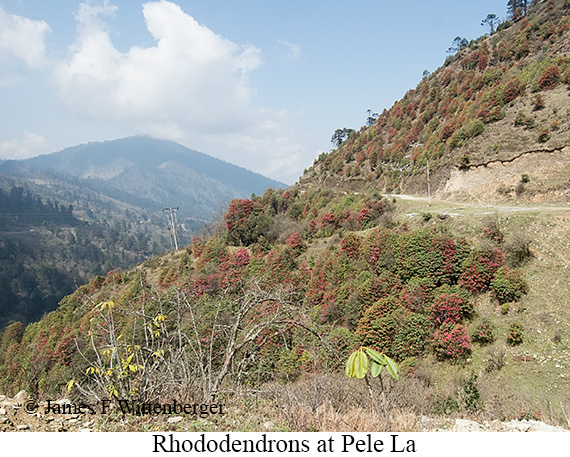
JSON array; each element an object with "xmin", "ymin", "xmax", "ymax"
[
  {"xmin": 1, "ymin": 186, "xmax": 569, "ymax": 431},
  {"xmin": 0, "ymin": 137, "xmax": 284, "ymax": 327},
  {"xmin": 1, "ymin": 0, "xmax": 570, "ymax": 433},
  {"xmin": 0, "ymin": 174, "xmax": 166, "ymax": 327},
  {"xmin": 301, "ymin": 0, "xmax": 570, "ymax": 203}
]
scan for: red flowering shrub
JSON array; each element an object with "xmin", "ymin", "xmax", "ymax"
[
  {"xmin": 218, "ymin": 248, "xmax": 251, "ymax": 291},
  {"xmin": 320, "ymin": 212, "xmax": 337, "ymax": 228},
  {"xmin": 309, "ymin": 219, "xmax": 318, "ymax": 234},
  {"xmin": 538, "ymin": 65, "xmax": 561, "ymax": 90},
  {"xmin": 478, "ymin": 51, "xmax": 488, "ymax": 71},
  {"xmin": 440, "ymin": 121, "xmax": 457, "ymax": 141},
  {"xmin": 265, "ymin": 246, "xmax": 297, "ymax": 285},
  {"xmin": 225, "ymin": 199, "xmax": 254, "ymax": 232},
  {"xmin": 340, "ymin": 233, "xmax": 361, "ymax": 259},
  {"xmin": 356, "ymin": 309, "xmax": 398, "ymax": 355},
  {"xmin": 506, "ymin": 322, "xmax": 524, "ymax": 346},
  {"xmin": 224, "ymin": 199, "xmax": 274, "ymax": 246},
  {"xmin": 191, "ymin": 236, "xmax": 206, "ymax": 257},
  {"xmin": 104, "ymin": 268, "xmax": 122, "ymax": 285},
  {"xmin": 358, "ymin": 208, "xmax": 374, "ymax": 229},
  {"xmin": 502, "ymin": 78, "xmax": 523, "ymax": 103},
  {"xmin": 158, "ymin": 266, "xmax": 179, "ymax": 287},
  {"xmin": 285, "ymin": 232, "xmax": 304, "ymax": 253},
  {"xmin": 459, "ymin": 248, "xmax": 505, "ymax": 293},
  {"xmin": 514, "ymin": 409, "xmax": 542, "ymax": 421},
  {"xmin": 428, "ymin": 293, "xmax": 473, "ymax": 326},
  {"xmin": 432, "ymin": 322, "xmax": 471, "ymax": 361},
  {"xmin": 362, "ymin": 228, "xmax": 398, "ymax": 274}
]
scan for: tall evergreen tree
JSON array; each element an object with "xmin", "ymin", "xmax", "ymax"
[
  {"xmin": 481, "ymin": 13, "xmax": 500, "ymax": 34},
  {"xmin": 507, "ymin": 0, "xmax": 528, "ymax": 20}
]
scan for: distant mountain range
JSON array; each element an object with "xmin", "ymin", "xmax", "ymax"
[{"xmin": 0, "ymin": 136, "xmax": 285, "ymax": 223}]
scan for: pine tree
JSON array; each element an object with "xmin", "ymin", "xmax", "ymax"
[{"xmin": 507, "ymin": 0, "xmax": 528, "ymax": 20}]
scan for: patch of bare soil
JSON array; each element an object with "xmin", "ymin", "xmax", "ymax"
[{"xmin": 438, "ymin": 146, "xmax": 570, "ymax": 203}]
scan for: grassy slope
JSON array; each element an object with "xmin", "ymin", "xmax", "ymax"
[{"xmin": 391, "ymin": 194, "xmax": 570, "ymax": 423}]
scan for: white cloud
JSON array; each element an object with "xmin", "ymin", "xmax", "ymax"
[
  {"xmin": 278, "ymin": 40, "xmax": 301, "ymax": 60},
  {"xmin": 0, "ymin": 6, "xmax": 51, "ymax": 70},
  {"xmin": 48, "ymin": 0, "xmax": 305, "ymax": 182},
  {"xmin": 0, "ymin": 132, "xmax": 50, "ymax": 160}
]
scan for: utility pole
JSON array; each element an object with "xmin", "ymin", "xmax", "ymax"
[
  {"xmin": 162, "ymin": 207, "xmax": 180, "ymax": 251},
  {"xmin": 426, "ymin": 159, "xmax": 431, "ymax": 206}
]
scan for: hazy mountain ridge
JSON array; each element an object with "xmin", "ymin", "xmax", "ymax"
[{"xmin": 2, "ymin": 136, "xmax": 285, "ymax": 221}]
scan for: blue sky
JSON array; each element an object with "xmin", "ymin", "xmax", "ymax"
[{"xmin": 0, "ymin": 0, "xmax": 509, "ymax": 184}]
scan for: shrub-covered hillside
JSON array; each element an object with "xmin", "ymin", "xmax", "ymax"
[
  {"xmin": 2, "ymin": 0, "xmax": 570, "ymax": 432},
  {"xmin": 302, "ymin": 0, "xmax": 570, "ymax": 200},
  {"xmin": 0, "ymin": 188, "xmax": 532, "ymax": 417}
]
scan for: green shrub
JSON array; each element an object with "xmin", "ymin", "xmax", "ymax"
[
  {"xmin": 471, "ymin": 319, "xmax": 495, "ymax": 345},
  {"xmin": 537, "ymin": 129, "xmax": 550, "ymax": 143},
  {"xmin": 532, "ymin": 93, "xmax": 545, "ymax": 110},
  {"xmin": 448, "ymin": 119, "xmax": 485, "ymax": 148},
  {"xmin": 490, "ymin": 266, "xmax": 528, "ymax": 304},
  {"xmin": 420, "ymin": 212, "xmax": 433, "ymax": 222},
  {"xmin": 392, "ymin": 313, "xmax": 432, "ymax": 359},
  {"xmin": 460, "ymin": 371, "xmax": 481, "ymax": 412},
  {"xmin": 429, "ymin": 390, "xmax": 460, "ymax": 415}
]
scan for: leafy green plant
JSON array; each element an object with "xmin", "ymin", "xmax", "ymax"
[
  {"xmin": 460, "ymin": 371, "xmax": 481, "ymax": 412},
  {"xmin": 345, "ymin": 346, "xmax": 399, "ymax": 418},
  {"xmin": 537, "ymin": 129, "xmax": 551, "ymax": 143},
  {"xmin": 345, "ymin": 346, "xmax": 399, "ymax": 380}
]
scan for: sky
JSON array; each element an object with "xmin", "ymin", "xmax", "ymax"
[{"xmin": 0, "ymin": 0, "xmax": 510, "ymax": 184}]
